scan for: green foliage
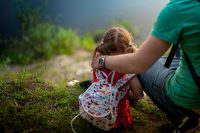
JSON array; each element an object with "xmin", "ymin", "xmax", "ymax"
[
  {"xmin": 81, "ymin": 34, "xmax": 95, "ymax": 51},
  {"xmin": 54, "ymin": 27, "xmax": 81, "ymax": 55},
  {"xmin": 0, "ymin": 23, "xmax": 88, "ymax": 64}
]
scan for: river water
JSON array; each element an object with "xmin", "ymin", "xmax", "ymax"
[
  {"xmin": 46, "ymin": 0, "xmax": 168, "ymax": 40},
  {"xmin": 0, "ymin": 0, "xmax": 168, "ymax": 40}
]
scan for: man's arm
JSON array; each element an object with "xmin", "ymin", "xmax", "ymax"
[{"xmin": 92, "ymin": 35, "xmax": 171, "ymax": 74}]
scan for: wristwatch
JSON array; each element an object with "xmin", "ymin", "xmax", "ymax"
[{"xmin": 98, "ymin": 56, "xmax": 106, "ymax": 68}]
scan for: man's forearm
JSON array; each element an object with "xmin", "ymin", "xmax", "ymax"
[{"xmin": 105, "ymin": 53, "xmax": 140, "ymax": 74}]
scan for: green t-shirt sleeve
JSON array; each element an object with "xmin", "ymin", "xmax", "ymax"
[{"xmin": 151, "ymin": 2, "xmax": 182, "ymax": 44}]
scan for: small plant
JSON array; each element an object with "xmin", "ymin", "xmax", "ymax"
[
  {"xmin": 81, "ymin": 34, "xmax": 95, "ymax": 51},
  {"xmin": 53, "ymin": 27, "xmax": 81, "ymax": 55},
  {"xmin": 0, "ymin": 57, "xmax": 11, "ymax": 74}
]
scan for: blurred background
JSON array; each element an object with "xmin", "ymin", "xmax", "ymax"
[
  {"xmin": 0, "ymin": 0, "xmax": 167, "ymax": 38},
  {"xmin": 0, "ymin": 0, "xmax": 168, "ymax": 38},
  {"xmin": 0, "ymin": 0, "xmax": 167, "ymax": 64}
]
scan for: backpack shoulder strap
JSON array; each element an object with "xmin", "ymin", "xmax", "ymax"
[
  {"xmin": 114, "ymin": 73, "xmax": 136, "ymax": 89},
  {"xmin": 107, "ymin": 71, "xmax": 115, "ymax": 85},
  {"xmin": 95, "ymin": 70, "xmax": 115, "ymax": 85},
  {"xmin": 95, "ymin": 69, "xmax": 107, "ymax": 80}
]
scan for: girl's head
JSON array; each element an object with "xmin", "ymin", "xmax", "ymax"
[{"xmin": 92, "ymin": 26, "xmax": 136, "ymax": 59}]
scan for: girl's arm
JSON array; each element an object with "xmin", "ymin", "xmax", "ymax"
[
  {"xmin": 129, "ymin": 76, "xmax": 144, "ymax": 101},
  {"xmin": 92, "ymin": 35, "xmax": 171, "ymax": 74}
]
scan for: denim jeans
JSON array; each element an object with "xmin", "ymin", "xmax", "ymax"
[{"xmin": 138, "ymin": 57, "xmax": 198, "ymax": 124}]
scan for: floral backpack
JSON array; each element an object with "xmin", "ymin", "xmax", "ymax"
[{"xmin": 71, "ymin": 70, "xmax": 135, "ymax": 132}]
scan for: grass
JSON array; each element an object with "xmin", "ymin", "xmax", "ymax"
[
  {"xmin": 0, "ymin": 68, "xmax": 165, "ymax": 133},
  {"xmin": 0, "ymin": 69, "xmax": 83, "ymax": 132},
  {"xmin": 0, "ymin": 66, "xmax": 199, "ymax": 133}
]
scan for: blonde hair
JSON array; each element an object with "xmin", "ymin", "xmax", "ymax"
[{"xmin": 92, "ymin": 26, "xmax": 136, "ymax": 60}]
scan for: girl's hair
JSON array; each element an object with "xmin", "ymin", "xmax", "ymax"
[{"xmin": 92, "ymin": 26, "xmax": 136, "ymax": 60}]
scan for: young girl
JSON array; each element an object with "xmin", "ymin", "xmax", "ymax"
[{"xmin": 91, "ymin": 26, "xmax": 143, "ymax": 128}]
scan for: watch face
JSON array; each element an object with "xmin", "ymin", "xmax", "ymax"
[{"xmin": 98, "ymin": 58, "xmax": 104, "ymax": 67}]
